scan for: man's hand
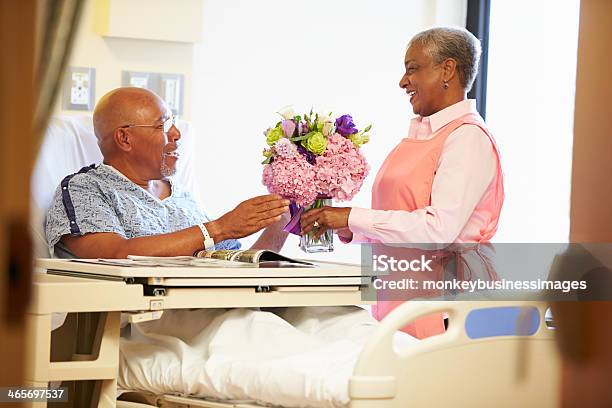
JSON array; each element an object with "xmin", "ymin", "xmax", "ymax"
[
  {"xmin": 300, "ymin": 206, "xmax": 351, "ymax": 240},
  {"xmin": 208, "ymin": 194, "xmax": 290, "ymax": 241}
]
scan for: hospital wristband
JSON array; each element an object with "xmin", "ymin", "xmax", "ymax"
[{"xmin": 198, "ymin": 223, "xmax": 215, "ymax": 250}]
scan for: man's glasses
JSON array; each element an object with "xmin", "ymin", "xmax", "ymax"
[{"xmin": 120, "ymin": 116, "xmax": 176, "ymax": 134}]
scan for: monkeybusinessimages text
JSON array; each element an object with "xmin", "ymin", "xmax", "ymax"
[{"xmin": 371, "ymin": 254, "xmax": 587, "ymax": 294}]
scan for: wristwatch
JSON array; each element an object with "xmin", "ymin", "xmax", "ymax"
[{"xmin": 198, "ymin": 223, "xmax": 215, "ymax": 250}]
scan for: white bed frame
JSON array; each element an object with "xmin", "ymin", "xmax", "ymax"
[{"xmin": 25, "ymin": 258, "xmax": 561, "ymax": 408}]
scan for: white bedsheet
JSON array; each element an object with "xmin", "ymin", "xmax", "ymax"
[{"xmin": 118, "ymin": 306, "xmax": 417, "ymax": 408}]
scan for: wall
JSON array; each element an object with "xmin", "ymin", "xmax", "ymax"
[
  {"xmin": 57, "ymin": 0, "xmax": 196, "ymax": 119},
  {"xmin": 192, "ymin": 0, "xmax": 466, "ymax": 262},
  {"xmin": 53, "ymin": 0, "xmax": 467, "ymax": 262}
]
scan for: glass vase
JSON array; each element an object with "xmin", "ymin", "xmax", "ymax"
[{"xmin": 299, "ymin": 197, "xmax": 334, "ymax": 253}]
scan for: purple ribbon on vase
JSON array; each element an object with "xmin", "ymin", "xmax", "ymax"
[{"xmin": 283, "ymin": 202, "xmax": 304, "ymax": 235}]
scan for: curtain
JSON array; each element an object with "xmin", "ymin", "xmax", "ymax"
[{"xmin": 34, "ymin": 0, "xmax": 85, "ymax": 144}]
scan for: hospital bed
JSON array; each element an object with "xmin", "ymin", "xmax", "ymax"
[{"xmin": 25, "ymin": 116, "xmax": 561, "ymax": 407}]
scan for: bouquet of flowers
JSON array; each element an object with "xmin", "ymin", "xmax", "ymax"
[{"xmin": 261, "ymin": 107, "xmax": 371, "ymax": 252}]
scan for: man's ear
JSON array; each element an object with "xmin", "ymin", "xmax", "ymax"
[
  {"xmin": 114, "ymin": 128, "xmax": 132, "ymax": 152},
  {"xmin": 442, "ymin": 58, "xmax": 458, "ymax": 82}
]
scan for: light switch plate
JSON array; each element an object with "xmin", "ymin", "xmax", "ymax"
[
  {"xmin": 121, "ymin": 71, "xmax": 184, "ymax": 116},
  {"xmin": 160, "ymin": 73, "xmax": 184, "ymax": 115},
  {"xmin": 63, "ymin": 67, "xmax": 96, "ymax": 111},
  {"xmin": 122, "ymin": 71, "xmax": 153, "ymax": 90}
]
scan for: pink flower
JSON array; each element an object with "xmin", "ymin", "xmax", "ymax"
[
  {"xmin": 262, "ymin": 155, "xmax": 318, "ymax": 206},
  {"xmin": 313, "ymin": 133, "xmax": 369, "ymax": 202},
  {"xmin": 273, "ymin": 138, "xmax": 299, "ymax": 159}
]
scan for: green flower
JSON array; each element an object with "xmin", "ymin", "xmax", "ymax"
[
  {"xmin": 301, "ymin": 131, "xmax": 327, "ymax": 155},
  {"xmin": 266, "ymin": 125, "xmax": 285, "ymax": 146},
  {"xmin": 349, "ymin": 132, "xmax": 370, "ymax": 148}
]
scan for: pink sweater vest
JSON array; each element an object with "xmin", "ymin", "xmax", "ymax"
[{"xmin": 370, "ymin": 113, "xmax": 504, "ymax": 338}]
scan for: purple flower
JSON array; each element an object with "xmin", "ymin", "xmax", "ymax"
[
  {"xmin": 282, "ymin": 120, "xmax": 297, "ymax": 137},
  {"xmin": 335, "ymin": 114, "xmax": 358, "ymax": 137},
  {"xmin": 297, "ymin": 144, "xmax": 316, "ymax": 165},
  {"xmin": 298, "ymin": 121, "xmax": 310, "ymax": 135}
]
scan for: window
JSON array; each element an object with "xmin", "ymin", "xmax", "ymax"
[{"xmin": 485, "ymin": 0, "xmax": 581, "ymax": 242}]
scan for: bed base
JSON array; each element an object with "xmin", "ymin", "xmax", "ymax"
[{"xmin": 119, "ymin": 301, "xmax": 560, "ymax": 408}]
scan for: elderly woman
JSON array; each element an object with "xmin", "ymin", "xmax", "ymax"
[{"xmin": 301, "ymin": 27, "xmax": 504, "ymax": 338}]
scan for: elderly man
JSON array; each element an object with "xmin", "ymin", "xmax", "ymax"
[
  {"xmin": 43, "ymin": 88, "xmax": 412, "ymax": 407},
  {"xmin": 45, "ymin": 87, "xmax": 289, "ymax": 257}
]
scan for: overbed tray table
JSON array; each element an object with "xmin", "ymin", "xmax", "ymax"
[{"xmin": 26, "ymin": 258, "xmax": 372, "ymax": 408}]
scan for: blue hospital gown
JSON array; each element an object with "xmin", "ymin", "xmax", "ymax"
[{"xmin": 45, "ymin": 163, "xmax": 240, "ymax": 257}]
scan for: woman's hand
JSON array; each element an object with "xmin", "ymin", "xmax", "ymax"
[
  {"xmin": 335, "ymin": 227, "xmax": 354, "ymax": 242},
  {"xmin": 300, "ymin": 207, "xmax": 352, "ymax": 240}
]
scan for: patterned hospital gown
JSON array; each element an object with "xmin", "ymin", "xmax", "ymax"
[{"xmin": 45, "ymin": 163, "xmax": 240, "ymax": 257}]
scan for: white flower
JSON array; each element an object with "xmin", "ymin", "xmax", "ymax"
[
  {"xmin": 278, "ymin": 106, "xmax": 295, "ymax": 120},
  {"xmin": 322, "ymin": 121, "xmax": 335, "ymax": 137},
  {"xmin": 317, "ymin": 112, "xmax": 331, "ymax": 123}
]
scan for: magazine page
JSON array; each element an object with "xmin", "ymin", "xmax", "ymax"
[
  {"xmin": 108, "ymin": 255, "xmax": 256, "ymax": 268},
  {"xmin": 195, "ymin": 250, "xmax": 263, "ymax": 263},
  {"xmin": 195, "ymin": 249, "xmax": 313, "ymax": 265}
]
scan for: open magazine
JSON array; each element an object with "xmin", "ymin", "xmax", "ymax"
[
  {"xmin": 78, "ymin": 250, "xmax": 314, "ymax": 268},
  {"xmin": 73, "ymin": 250, "xmax": 313, "ymax": 268},
  {"xmin": 194, "ymin": 249, "xmax": 313, "ymax": 266}
]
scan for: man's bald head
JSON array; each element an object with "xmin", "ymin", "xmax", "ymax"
[{"xmin": 93, "ymin": 87, "xmax": 166, "ymax": 156}]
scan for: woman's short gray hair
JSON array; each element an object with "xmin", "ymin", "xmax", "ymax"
[{"xmin": 408, "ymin": 27, "xmax": 482, "ymax": 91}]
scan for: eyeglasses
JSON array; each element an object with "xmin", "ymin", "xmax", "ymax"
[{"xmin": 119, "ymin": 116, "xmax": 176, "ymax": 134}]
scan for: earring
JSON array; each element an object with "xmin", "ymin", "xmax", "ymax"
[{"xmin": 443, "ymin": 81, "xmax": 449, "ymax": 90}]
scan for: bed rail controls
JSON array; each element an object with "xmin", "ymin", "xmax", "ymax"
[
  {"xmin": 349, "ymin": 375, "xmax": 397, "ymax": 399},
  {"xmin": 126, "ymin": 310, "xmax": 164, "ymax": 324},
  {"xmin": 256, "ymin": 285, "xmax": 272, "ymax": 293},
  {"xmin": 149, "ymin": 300, "xmax": 164, "ymax": 310}
]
